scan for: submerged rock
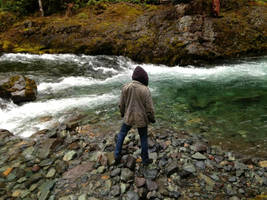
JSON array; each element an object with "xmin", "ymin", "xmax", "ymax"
[{"xmin": 0, "ymin": 75, "xmax": 37, "ymax": 104}]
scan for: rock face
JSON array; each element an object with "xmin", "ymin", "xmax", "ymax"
[
  {"xmin": 0, "ymin": 0, "xmax": 266, "ymax": 66},
  {"xmin": 0, "ymin": 75, "xmax": 37, "ymax": 104}
]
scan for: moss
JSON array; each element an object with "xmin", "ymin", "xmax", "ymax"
[
  {"xmin": 13, "ymin": 44, "xmax": 46, "ymax": 54},
  {"xmin": 77, "ymin": 12, "xmax": 89, "ymax": 19},
  {"xmin": 1, "ymin": 75, "xmax": 20, "ymax": 92},
  {"xmin": 2, "ymin": 40, "xmax": 14, "ymax": 51}
]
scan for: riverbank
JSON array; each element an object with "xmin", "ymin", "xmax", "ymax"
[
  {"xmin": 0, "ymin": 0, "xmax": 266, "ymax": 66},
  {"xmin": 0, "ymin": 119, "xmax": 266, "ymax": 199}
]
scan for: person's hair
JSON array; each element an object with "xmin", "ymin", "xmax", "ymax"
[{"xmin": 132, "ymin": 66, "xmax": 149, "ymax": 86}]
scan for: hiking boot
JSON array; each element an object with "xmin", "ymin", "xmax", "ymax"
[
  {"xmin": 114, "ymin": 156, "xmax": 121, "ymax": 165},
  {"xmin": 142, "ymin": 159, "xmax": 153, "ymax": 166}
]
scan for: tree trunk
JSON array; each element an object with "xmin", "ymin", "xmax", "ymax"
[{"xmin": 38, "ymin": 0, "xmax": 44, "ymax": 16}]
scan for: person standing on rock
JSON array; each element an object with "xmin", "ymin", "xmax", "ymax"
[
  {"xmin": 212, "ymin": 0, "xmax": 220, "ymax": 17},
  {"xmin": 114, "ymin": 66, "xmax": 155, "ymax": 165}
]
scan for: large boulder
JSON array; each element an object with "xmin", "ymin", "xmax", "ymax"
[{"xmin": 0, "ymin": 75, "xmax": 37, "ymax": 104}]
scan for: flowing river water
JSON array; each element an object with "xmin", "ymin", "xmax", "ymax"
[{"xmin": 0, "ymin": 53, "xmax": 266, "ymax": 158}]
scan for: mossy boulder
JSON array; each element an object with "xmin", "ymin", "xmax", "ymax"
[{"xmin": 0, "ymin": 75, "xmax": 37, "ymax": 104}]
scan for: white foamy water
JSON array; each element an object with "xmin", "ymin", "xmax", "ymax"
[
  {"xmin": 0, "ymin": 93, "xmax": 118, "ymax": 137},
  {"xmin": 38, "ymin": 73, "xmax": 132, "ymax": 94},
  {"xmin": 139, "ymin": 60, "xmax": 267, "ymax": 83},
  {"xmin": 0, "ymin": 53, "xmax": 267, "ymax": 137}
]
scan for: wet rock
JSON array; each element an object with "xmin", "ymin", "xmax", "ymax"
[
  {"xmin": 135, "ymin": 177, "xmax": 146, "ymax": 188},
  {"xmin": 199, "ymin": 173, "xmax": 215, "ymax": 188},
  {"xmin": 46, "ymin": 168, "xmax": 56, "ymax": 178},
  {"xmin": 63, "ymin": 162, "xmax": 94, "ymax": 180},
  {"xmin": 0, "ymin": 75, "xmax": 37, "ymax": 104},
  {"xmin": 78, "ymin": 194, "xmax": 87, "ymax": 200},
  {"xmin": 190, "ymin": 142, "xmax": 208, "ymax": 153},
  {"xmin": 36, "ymin": 138, "xmax": 63, "ymax": 159},
  {"xmin": 137, "ymin": 187, "xmax": 147, "ymax": 199},
  {"xmin": 66, "ymin": 121, "xmax": 79, "ymax": 131},
  {"xmin": 126, "ymin": 156, "xmax": 136, "ymax": 170},
  {"xmin": 159, "ymin": 157, "xmax": 168, "ymax": 168},
  {"xmin": 195, "ymin": 161, "xmax": 205, "ymax": 170},
  {"xmin": 120, "ymin": 183, "xmax": 129, "ymax": 194},
  {"xmin": 165, "ymin": 161, "xmax": 179, "ymax": 176},
  {"xmin": 229, "ymin": 176, "xmax": 237, "ymax": 182},
  {"xmin": 121, "ymin": 168, "xmax": 134, "ymax": 182},
  {"xmin": 96, "ymin": 166, "xmax": 105, "ymax": 174},
  {"xmin": 40, "ymin": 159, "xmax": 54, "ymax": 167},
  {"xmin": 124, "ymin": 191, "xmax": 139, "ymax": 200},
  {"xmin": 183, "ymin": 163, "xmax": 196, "ymax": 174},
  {"xmin": 111, "ymin": 168, "xmax": 121, "ymax": 177},
  {"xmin": 105, "ymin": 152, "xmax": 115, "ymax": 166},
  {"xmin": 168, "ymin": 191, "xmax": 181, "ymax": 198},
  {"xmin": 225, "ymin": 184, "xmax": 236, "ymax": 195},
  {"xmin": 63, "ymin": 151, "xmax": 77, "ymax": 161},
  {"xmin": 146, "ymin": 179, "xmax": 158, "ymax": 191},
  {"xmin": 210, "ymin": 174, "xmax": 220, "ymax": 181},
  {"xmin": 234, "ymin": 161, "xmax": 247, "ymax": 170},
  {"xmin": 192, "ymin": 152, "xmax": 207, "ymax": 160},
  {"xmin": 149, "ymin": 152, "xmax": 158, "ymax": 161},
  {"xmin": 55, "ymin": 160, "xmax": 68, "ymax": 174},
  {"xmin": 143, "ymin": 168, "xmax": 158, "ymax": 180},
  {"xmin": 0, "ymin": 129, "xmax": 13, "ymax": 140},
  {"xmin": 238, "ymin": 188, "xmax": 245, "ymax": 194},
  {"xmin": 38, "ymin": 180, "xmax": 56, "ymax": 200},
  {"xmin": 146, "ymin": 191, "xmax": 157, "ymax": 199},
  {"xmin": 111, "ymin": 185, "xmax": 121, "ymax": 197},
  {"xmin": 229, "ymin": 196, "xmax": 240, "ymax": 200},
  {"xmin": 25, "ymin": 173, "xmax": 42, "ymax": 188}
]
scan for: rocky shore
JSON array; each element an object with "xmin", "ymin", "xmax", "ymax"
[
  {"xmin": 0, "ymin": 0, "xmax": 266, "ymax": 66},
  {"xmin": 0, "ymin": 121, "xmax": 266, "ymax": 200}
]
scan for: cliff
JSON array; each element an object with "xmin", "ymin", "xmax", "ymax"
[{"xmin": 0, "ymin": 0, "xmax": 266, "ymax": 66}]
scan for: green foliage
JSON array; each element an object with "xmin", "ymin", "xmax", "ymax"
[
  {"xmin": 87, "ymin": 0, "xmax": 97, "ymax": 6},
  {"xmin": 1, "ymin": 0, "xmax": 38, "ymax": 15}
]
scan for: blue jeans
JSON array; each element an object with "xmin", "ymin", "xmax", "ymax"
[{"xmin": 114, "ymin": 123, "xmax": 149, "ymax": 163}]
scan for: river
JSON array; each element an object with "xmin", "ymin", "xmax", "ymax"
[{"xmin": 0, "ymin": 53, "xmax": 266, "ymax": 158}]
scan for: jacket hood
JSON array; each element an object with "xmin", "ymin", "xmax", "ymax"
[{"xmin": 132, "ymin": 66, "xmax": 149, "ymax": 86}]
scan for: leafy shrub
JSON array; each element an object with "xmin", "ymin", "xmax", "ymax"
[{"xmin": 2, "ymin": 0, "xmax": 38, "ymax": 15}]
